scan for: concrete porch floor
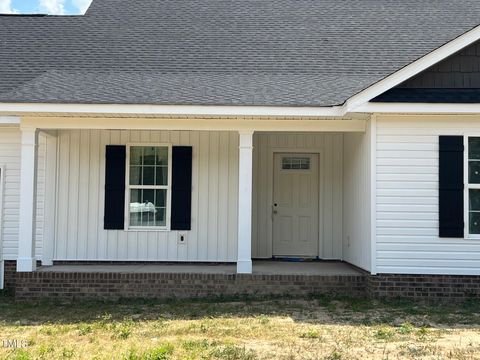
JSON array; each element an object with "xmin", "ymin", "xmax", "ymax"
[{"xmin": 37, "ymin": 260, "xmax": 364, "ymax": 276}]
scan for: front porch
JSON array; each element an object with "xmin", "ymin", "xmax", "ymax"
[
  {"xmin": 9, "ymin": 114, "xmax": 372, "ymax": 282},
  {"xmin": 36, "ymin": 260, "xmax": 364, "ymax": 276}
]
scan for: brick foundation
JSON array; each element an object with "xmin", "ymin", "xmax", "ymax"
[
  {"xmin": 11, "ymin": 266, "xmax": 480, "ymax": 303},
  {"xmin": 3, "ymin": 260, "xmax": 45, "ymax": 293},
  {"xmin": 15, "ymin": 271, "xmax": 367, "ymax": 302},
  {"xmin": 368, "ymin": 274, "xmax": 480, "ymax": 302}
]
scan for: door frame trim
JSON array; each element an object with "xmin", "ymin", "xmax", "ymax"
[{"xmin": 268, "ymin": 148, "xmax": 323, "ymax": 258}]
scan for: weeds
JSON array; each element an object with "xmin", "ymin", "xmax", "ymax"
[
  {"xmin": 123, "ymin": 344, "xmax": 174, "ymax": 360},
  {"xmin": 396, "ymin": 322, "xmax": 414, "ymax": 335},
  {"xmin": 0, "ymin": 295, "xmax": 479, "ymax": 359},
  {"xmin": 299, "ymin": 329, "xmax": 321, "ymax": 339},
  {"xmin": 374, "ymin": 326, "xmax": 396, "ymax": 341},
  {"xmin": 210, "ymin": 344, "xmax": 257, "ymax": 360}
]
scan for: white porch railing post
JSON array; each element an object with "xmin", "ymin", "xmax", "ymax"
[
  {"xmin": 237, "ymin": 131, "xmax": 254, "ymax": 274},
  {"xmin": 17, "ymin": 127, "xmax": 38, "ymax": 272}
]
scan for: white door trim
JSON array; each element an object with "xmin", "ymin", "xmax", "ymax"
[{"xmin": 268, "ymin": 148, "xmax": 323, "ymax": 258}]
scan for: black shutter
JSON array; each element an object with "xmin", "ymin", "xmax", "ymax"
[
  {"xmin": 171, "ymin": 146, "xmax": 192, "ymax": 230},
  {"xmin": 439, "ymin": 136, "xmax": 464, "ymax": 238},
  {"xmin": 104, "ymin": 145, "xmax": 126, "ymax": 230}
]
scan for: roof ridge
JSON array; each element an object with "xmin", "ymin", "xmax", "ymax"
[
  {"xmin": 0, "ymin": 14, "xmax": 48, "ymax": 17},
  {"xmin": 0, "ymin": 14, "xmax": 84, "ymax": 17}
]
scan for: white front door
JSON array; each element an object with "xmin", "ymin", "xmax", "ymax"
[{"xmin": 272, "ymin": 153, "xmax": 319, "ymax": 257}]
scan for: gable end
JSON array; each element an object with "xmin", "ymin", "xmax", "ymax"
[{"xmin": 372, "ymin": 40, "xmax": 480, "ymax": 103}]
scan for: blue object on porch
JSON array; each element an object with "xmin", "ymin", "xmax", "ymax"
[{"xmin": 272, "ymin": 257, "xmax": 313, "ymax": 262}]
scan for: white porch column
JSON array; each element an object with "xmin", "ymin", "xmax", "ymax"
[
  {"xmin": 237, "ymin": 131, "xmax": 254, "ymax": 274},
  {"xmin": 17, "ymin": 127, "xmax": 38, "ymax": 272}
]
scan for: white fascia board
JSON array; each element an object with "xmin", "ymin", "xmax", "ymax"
[
  {"xmin": 356, "ymin": 102, "xmax": 480, "ymax": 114},
  {"xmin": 344, "ymin": 24, "xmax": 480, "ymax": 113},
  {"xmin": 0, "ymin": 103, "xmax": 345, "ymax": 117},
  {"xmin": 0, "ymin": 116, "xmax": 20, "ymax": 124}
]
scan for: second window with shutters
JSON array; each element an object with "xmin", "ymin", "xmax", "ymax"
[{"xmin": 126, "ymin": 144, "xmax": 172, "ymax": 230}]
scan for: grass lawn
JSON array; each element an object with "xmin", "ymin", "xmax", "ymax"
[{"xmin": 1, "ymin": 293, "xmax": 480, "ymax": 359}]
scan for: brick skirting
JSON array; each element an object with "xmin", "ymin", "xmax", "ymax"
[
  {"xmin": 368, "ymin": 274, "xmax": 480, "ymax": 302},
  {"xmin": 10, "ymin": 266, "xmax": 480, "ymax": 302},
  {"xmin": 3, "ymin": 260, "xmax": 43, "ymax": 293},
  {"xmin": 14, "ymin": 271, "xmax": 367, "ymax": 302}
]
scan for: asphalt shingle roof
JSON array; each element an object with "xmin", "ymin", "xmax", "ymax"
[{"xmin": 1, "ymin": 0, "xmax": 480, "ymax": 107}]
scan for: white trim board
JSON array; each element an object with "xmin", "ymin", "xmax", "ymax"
[
  {"xmin": 20, "ymin": 116, "xmax": 367, "ymax": 132},
  {"xmin": 369, "ymin": 116, "xmax": 377, "ymax": 275},
  {"xmin": 0, "ymin": 261, "xmax": 3, "ymax": 290},
  {"xmin": 0, "ymin": 116, "xmax": 20, "ymax": 125},
  {"xmin": 0, "ymin": 103, "xmax": 345, "ymax": 117},
  {"xmin": 355, "ymin": 103, "xmax": 480, "ymax": 114},
  {"xmin": 0, "ymin": 166, "xmax": 5, "ymax": 288}
]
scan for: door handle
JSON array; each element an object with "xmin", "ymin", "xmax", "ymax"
[{"xmin": 272, "ymin": 203, "xmax": 278, "ymax": 215}]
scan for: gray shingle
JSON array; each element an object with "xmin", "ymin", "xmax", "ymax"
[{"xmin": 1, "ymin": 0, "xmax": 480, "ymax": 106}]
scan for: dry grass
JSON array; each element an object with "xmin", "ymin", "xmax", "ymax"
[{"xmin": 1, "ymin": 293, "xmax": 480, "ymax": 359}]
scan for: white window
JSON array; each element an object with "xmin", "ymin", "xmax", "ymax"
[
  {"xmin": 281, "ymin": 156, "xmax": 311, "ymax": 170},
  {"xmin": 126, "ymin": 144, "xmax": 172, "ymax": 230},
  {"xmin": 466, "ymin": 137, "xmax": 480, "ymax": 237}
]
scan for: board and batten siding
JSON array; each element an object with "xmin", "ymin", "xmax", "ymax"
[
  {"xmin": 399, "ymin": 40, "xmax": 480, "ymax": 89},
  {"xmin": 54, "ymin": 130, "xmax": 239, "ymax": 262},
  {"xmin": 252, "ymin": 132, "xmax": 343, "ymax": 259},
  {"xmin": 0, "ymin": 127, "xmax": 46, "ymax": 260},
  {"xmin": 376, "ymin": 115, "xmax": 480, "ymax": 275},
  {"xmin": 343, "ymin": 123, "xmax": 371, "ymax": 272}
]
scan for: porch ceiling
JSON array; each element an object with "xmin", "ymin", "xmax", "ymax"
[{"xmin": 21, "ymin": 115, "xmax": 367, "ymax": 132}]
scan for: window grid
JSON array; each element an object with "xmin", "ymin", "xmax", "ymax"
[
  {"xmin": 281, "ymin": 156, "xmax": 311, "ymax": 170},
  {"xmin": 467, "ymin": 137, "xmax": 480, "ymax": 237},
  {"xmin": 126, "ymin": 144, "xmax": 171, "ymax": 230}
]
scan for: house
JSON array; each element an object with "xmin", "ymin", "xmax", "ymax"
[{"xmin": 2, "ymin": 0, "xmax": 480, "ymax": 301}]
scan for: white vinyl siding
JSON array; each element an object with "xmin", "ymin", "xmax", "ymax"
[
  {"xmin": 343, "ymin": 122, "xmax": 371, "ymax": 271},
  {"xmin": 53, "ymin": 130, "xmax": 238, "ymax": 262},
  {"xmin": 0, "ymin": 128, "xmax": 46, "ymax": 260},
  {"xmin": 36, "ymin": 134, "xmax": 46, "ymax": 259},
  {"xmin": 376, "ymin": 115, "xmax": 480, "ymax": 275},
  {"xmin": 252, "ymin": 132, "xmax": 343, "ymax": 259}
]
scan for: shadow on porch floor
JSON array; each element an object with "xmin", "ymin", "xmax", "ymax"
[{"xmin": 37, "ymin": 260, "xmax": 364, "ymax": 276}]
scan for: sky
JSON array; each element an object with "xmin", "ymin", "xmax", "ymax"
[{"xmin": 0, "ymin": 0, "xmax": 93, "ymax": 15}]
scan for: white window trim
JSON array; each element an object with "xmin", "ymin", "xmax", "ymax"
[
  {"xmin": 124, "ymin": 143, "xmax": 173, "ymax": 231},
  {"xmin": 464, "ymin": 136, "xmax": 480, "ymax": 239}
]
